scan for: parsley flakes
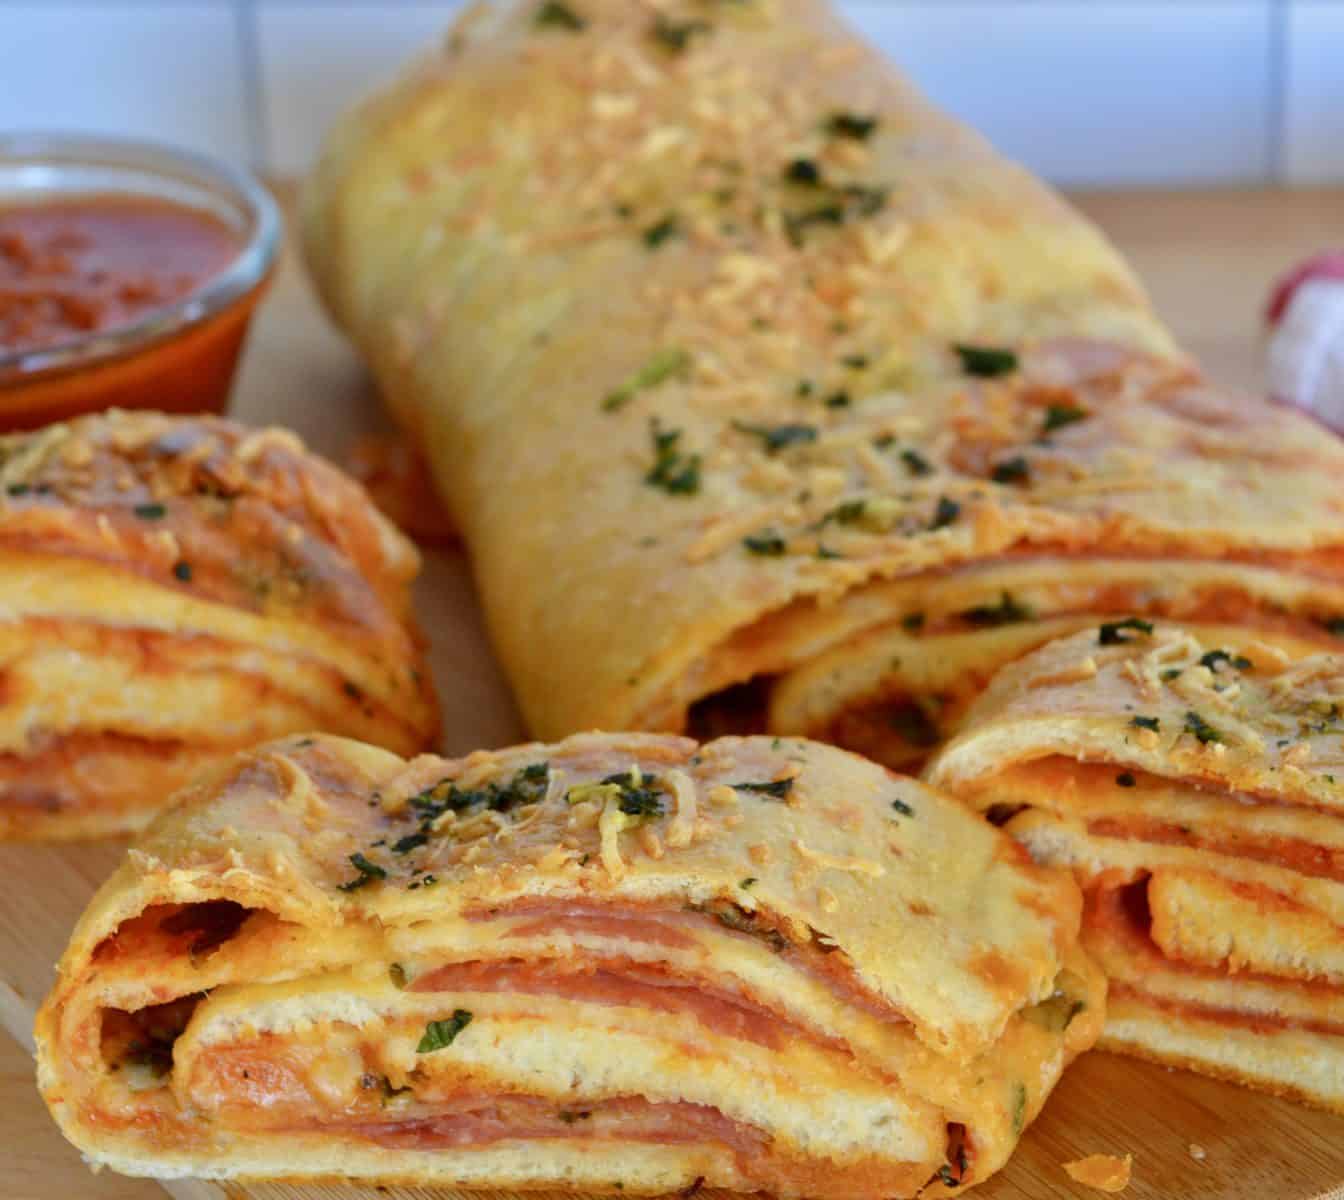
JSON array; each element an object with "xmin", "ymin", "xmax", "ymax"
[
  {"xmin": 1184, "ymin": 711, "xmax": 1224, "ymax": 745},
  {"xmin": 1041, "ymin": 405, "xmax": 1089, "ymax": 435},
  {"xmin": 534, "ymin": 0, "xmax": 585, "ymax": 30},
  {"xmin": 417, "ymin": 1010, "xmax": 473, "ymax": 1053},
  {"xmin": 645, "ymin": 421, "xmax": 702, "ymax": 495},
  {"xmin": 1098, "ymin": 617, "xmax": 1153, "ymax": 646},
  {"xmin": 953, "ymin": 343, "xmax": 1018, "ymax": 378},
  {"xmin": 824, "ymin": 111, "xmax": 878, "ymax": 140},
  {"xmin": 732, "ymin": 420, "xmax": 817, "ymax": 453},
  {"xmin": 602, "ymin": 347, "xmax": 690, "ymax": 411},
  {"xmin": 338, "ymin": 852, "xmax": 386, "ymax": 892}
]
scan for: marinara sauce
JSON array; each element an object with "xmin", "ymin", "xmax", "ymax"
[{"xmin": 0, "ymin": 193, "xmax": 270, "ymax": 429}]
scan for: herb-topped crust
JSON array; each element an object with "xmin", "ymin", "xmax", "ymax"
[
  {"xmin": 0, "ymin": 410, "xmax": 437, "ymax": 838},
  {"xmin": 37, "ymin": 730, "xmax": 1102, "ymax": 1194},
  {"xmin": 304, "ymin": 0, "xmax": 1344, "ymax": 740},
  {"xmin": 927, "ymin": 623, "xmax": 1344, "ymax": 1113}
]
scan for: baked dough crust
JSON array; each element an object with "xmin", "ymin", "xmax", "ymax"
[
  {"xmin": 0, "ymin": 410, "xmax": 437, "ymax": 837},
  {"xmin": 927, "ymin": 623, "xmax": 1344, "ymax": 1110},
  {"xmin": 302, "ymin": 0, "xmax": 1344, "ymax": 747},
  {"xmin": 36, "ymin": 731, "xmax": 1102, "ymax": 1195}
]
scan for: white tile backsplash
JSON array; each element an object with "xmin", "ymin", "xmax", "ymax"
[
  {"xmin": 844, "ymin": 2, "xmax": 1275, "ymax": 187},
  {"xmin": 0, "ymin": 3, "xmax": 251, "ymax": 163},
  {"xmin": 1284, "ymin": 2, "xmax": 1344, "ymax": 184},
  {"xmin": 258, "ymin": 3, "xmax": 466, "ymax": 175},
  {"xmin": 0, "ymin": 0, "xmax": 1339, "ymax": 187}
]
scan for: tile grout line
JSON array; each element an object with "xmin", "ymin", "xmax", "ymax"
[
  {"xmin": 234, "ymin": 0, "xmax": 271, "ymax": 173},
  {"xmin": 1266, "ymin": 0, "xmax": 1288, "ymax": 184}
]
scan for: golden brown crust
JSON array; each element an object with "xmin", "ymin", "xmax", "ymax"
[
  {"xmin": 927, "ymin": 623, "xmax": 1344, "ymax": 1111},
  {"xmin": 36, "ymin": 731, "xmax": 1103, "ymax": 1194},
  {"xmin": 0, "ymin": 410, "xmax": 438, "ymax": 837},
  {"xmin": 302, "ymin": 0, "xmax": 1344, "ymax": 745}
]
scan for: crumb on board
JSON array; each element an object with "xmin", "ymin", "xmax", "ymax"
[
  {"xmin": 1188, "ymin": 1143, "xmax": 1207, "ymax": 1162},
  {"xmin": 1063, "ymin": 1153, "xmax": 1133, "ymax": 1193}
]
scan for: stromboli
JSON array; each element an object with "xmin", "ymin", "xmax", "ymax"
[
  {"xmin": 302, "ymin": 0, "xmax": 1344, "ymax": 763},
  {"xmin": 35, "ymin": 730, "xmax": 1103, "ymax": 1195},
  {"xmin": 926, "ymin": 623, "xmax": 1344, "ymax": 1112},
  {"xmin": 0, "ymin": 409, "xmax": 437, "ymax": 838}
]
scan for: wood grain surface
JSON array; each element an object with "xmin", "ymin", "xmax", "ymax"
[{"xmin": 1, "ymin": 185, "xmax": 1342, "ymax": 1200}]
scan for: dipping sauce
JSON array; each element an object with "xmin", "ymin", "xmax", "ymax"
[{"xmin": 0, "ymin": 196, "xmax": 241, "ymax": 354}]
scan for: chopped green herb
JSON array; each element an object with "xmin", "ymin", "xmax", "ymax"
[
  {"xmin": 5, "ymin": 484, "xmax": 30, "ymax": 497},
  {"xmin": 953, "ymin": 343, "xmax": 1018, "ymax": 378},
  {"xmin": 558, "ymin": 1109, "xmax": 592, "ymax": 1124},
  {"xmin": 1041, "ymin": 404, "xmax": 1089, "ymax": 435},
  {"xmin": 783, "ymin": 158, "xmax": 822, "ymax": 185},
  {"xmin": 389, "ymin": 963, "xmax": 408, "ymax": 989},
  {"xmin": 417, "ymin": 1010, "xmax": 473, "ymax": 1053},
  {"xmin": 743, "ymin": 530, "xmax": 787, "ymax": 556},
  {"xmin": 828, "ymin": 499, "xmax": 867, "ymax": 525},
  {"xmin": 1162, "ymin": 667, "xmax": 1182, "ymax": 681},
  {"xmin": 651, "ymin": 13, "xmax": 711, "ymax": 51},
  {"xmin": 1184, "ymin": 711, "xmax": 1224, "ymax": 745},
  {"xmin": 783, "ymin": 203, "xmax": 845, "ymax": 245},
  {"xmin": 1098, "ymin": 616, "xmax": 1154, "ymax": 646},
  {"xmin": 642, "ymin": 213, "xmax": 680, "ymax": 248},
  {"xmin": 1011, "ymin": 1082, "xmax": 1027, "ymax": 1136},
  {"xmin": 796, "ymin": 379, "xmax": 814, "ymax": 397},
  {"xmin": 872, "ymin": 433, "xmax": 896, "ymax": 449},
  {"xmin": 960, "ymin": 591, "xmax": 1033, "ymax": 627},
  {"xmin": 1131, "ymin": 715, "xmax": 1161, "ymax": 732},
  {"xmin": 929, "ymin": 496, "xmax": 960, "ymax": 530},
  {"xmin": 840, "ymin": 354, "xmax": 869, "ymax": 369},
  {"xmin": 732, "ymin": 420, "xmax": 817, "ymax": 453},
  {"xmin": 740, "ymin": 877, "xmax": 758, "ymax": 889},
  {"xmin": 645, "ymin": 421, "xmax": 702, "ymax": 495},
  {"xmin": 824, "ymin": 390, "xmax": 851, "ymax": 408},
  {"xmin": 338, "ymin": 852, "xmax": 387, "ymax": 892},
  {"xmin": 133, "ymin": 502, "xmax": 167, "ymax": 520},
  {"xmin": 990, "ymin": 455, "xmax": 1030, "ymax": 485},
  {"xmin": 172, "ymin": 561, "xmax": 192, "ymax": 582},
  {"xmin": 891, "ymin": 797, "xmax": 914, "ymax": 817},
  {"xmin": 1199, "ymin": 649, "xmax": 1252, "ymax": 673},
  {"xmin": 534, "ymin": 0, "xmax": 585, "ymax": 29},
  {"xmin": 598, "ymin": 770, "xmax": 666, "ymax": 818},
  {"xmin": 407, "ymin": 762, "xmax": 550, "ymax": 825},
  {"xmin": 901, "ymin": 612, "xmax": 925, "ymax": 633},
  {"xmin": 824, "ymin": 111, "xmax": 878, "ymax": 140},
  {"xmin": 392, "ymin": 832, "xmax": 428, "ymax": 854},
  {"xmin": 603, "ymin": 347, "xmax": 691, "ymax": 411},
  {"xmin": 901, "ymin": 448, "xmax": 933, "ymax": 477},
  {"xmin": 1116, "ymin": 772, "xmax": 1137, "ymax": 788},
  {"xmin": 733, "ymin": 778, "xmax": 794, "ymax": 800}
]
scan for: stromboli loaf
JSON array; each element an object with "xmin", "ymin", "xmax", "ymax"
[
  {"xmin": 303, "ymin": 0, "xmax": 1344, "ymax": 762},
  {"xmin": 0, "ymin": 409, "xmax": 437, "ymax": 838},
  {"xmin": 926, "ymin": 622, "xmax": 1344, "ymax": 1111},
  {"xmin": 36, "ymin": 731, "xmax": 1103, "ymax": 1195}
]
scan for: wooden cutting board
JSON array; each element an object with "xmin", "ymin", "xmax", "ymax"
[{"xmin": 3, "ymin": 185, "xmax": 1344, "ymax": 1200}]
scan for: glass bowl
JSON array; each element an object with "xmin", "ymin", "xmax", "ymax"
[{"xmin": 0, "ymin": 132, "xmax": 281, "ymax": 429}]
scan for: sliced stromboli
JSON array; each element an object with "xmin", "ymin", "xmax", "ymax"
[
  {"xmin": 0, "ymin": 410, "xmax": 437, "ymax": 838},
  {"xmin": 302, "ymin": 0, "xmax": 1344, "ymax": 758},
  {"xmin": 926, "ymin": 622, "xmax": 1344, "ymax": 1111},
  {"xmin": 36, "ymin": 732, "xmax": 1103, "ymax": 1196}
]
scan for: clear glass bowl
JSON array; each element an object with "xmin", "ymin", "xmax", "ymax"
[{"xmin": 0, "ymin": 132, "xmax": 281, "ymax": 427}]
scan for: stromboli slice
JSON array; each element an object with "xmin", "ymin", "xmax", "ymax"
[
  {"xmin": 0, "ymin": 410, "xmax": 437, "ymax": 838},
  {"xmin": 302, "ymin": 0, "xmax": 1344, "ymax": 752},
  {"xmin": 36, "ymin": 731, "xmax": 1104, "ymax": 1195},
  {"xmin": 926, "ymin": 623, "xmax": 1344, "ymax": 1110}
]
